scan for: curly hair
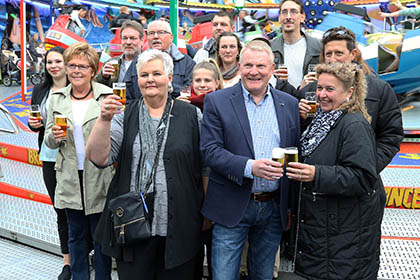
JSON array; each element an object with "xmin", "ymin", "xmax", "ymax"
[{"xmin": 316, "ymin": 62, "xmax": 371, "ymax": 123}]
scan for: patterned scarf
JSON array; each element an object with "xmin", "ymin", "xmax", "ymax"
[
  {"xmin": 136, "ymin": 96, "xmax": 172, "ymax": 193},
  {"xmin": 300, "ymin": 110, "xmax": 344, "ymax": 157}
]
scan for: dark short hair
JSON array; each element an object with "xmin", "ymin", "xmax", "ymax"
[
  {"xmin": 321, "ymin": 26, "xmax": 356, "ymax": 54},
  {"xmin": 279, "ymin": 0, "xmax": 305, "ymax": 14},
  {"xmin": 213, "ymin": 10, "xmax": 234, "ymax": 27},
  {"xmin": 121, "ymin": 20, "xmax": 144, "ymax": 39}
]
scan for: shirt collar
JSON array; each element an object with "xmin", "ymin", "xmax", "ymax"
[{"xmin": 241, "ymin": 82, "xmax": 272, "ymax": 103}]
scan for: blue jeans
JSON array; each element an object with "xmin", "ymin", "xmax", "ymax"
[
  {"xmin": 212, "ymin": 199, "xmax": 282, "ymax": 280},
  {"xmin": 66, "ymin": 209, "xmax": 112, "ymax": 280}
]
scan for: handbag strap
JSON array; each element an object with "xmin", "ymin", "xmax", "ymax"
[{"xmin": 134, "ymin": 97, "xmax": 174, "ymax": 195}]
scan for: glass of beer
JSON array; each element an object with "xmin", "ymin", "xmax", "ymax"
[
  {"xmin": 272, "ymin": 148, "xmax": 285, "ymax": 179},
  {"xmin": 284, "ymin": 147, "xmax": 299, "ymax": 167},
  {"xmin": 307, "ymin": 64, "xmax": 317, "ymax": 76},
  {"xmin": 113, "ymin": 82, "xmax": 127, "ymax": 111},
  {"xmin": 55, "ymin": 114, "xmax": 67, "ymax": 139},
  {"xmin": 272, "ymin": 148, "xmax": 285, "ymax": 165},
  {"xmin": 30, "ymin": 105, "xmax": 41, "ymax": 121},
  {"xmin": 180, "ymin": 85, "xmax": 191, "ymax": 99},
  {"xmin": 305, "ymin": 91, "xmax": 318, "ymax": 117},
  {"xmin": 277, "ymin": 64, "xmax": 288, "ymax": 80},
  {"xmin": 109, "ymin": 59, "xmax": 119, "ymax": 79}
]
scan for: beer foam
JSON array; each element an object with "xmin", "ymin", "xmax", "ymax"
[
  {"xmin": 272, "ymin": 148, "xmax": 285, "ymax": 158},
  {"xmin": 285, "ymin": 147, "xmax": 298, "ymax": 154}
]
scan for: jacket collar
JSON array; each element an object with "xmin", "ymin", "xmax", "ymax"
[{"xmin": 168, "ymin": 43, "xmax": 184, "ymax": 61}]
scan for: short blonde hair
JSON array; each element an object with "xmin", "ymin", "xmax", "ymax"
[
  {"xmin": 64, "ymin": 42, "xmax": 99, "ymax": 74},
  {"xmin": 240, "ymin": 40, "xmax": 274, "ymax": 65}
]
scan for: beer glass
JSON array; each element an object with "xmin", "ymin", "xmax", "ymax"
[
  {"xmin": 55, "ymin": 114, "xmax": 67, "ymax": 139},
  {"xmin": 305, "ymin": 91, "xmax": 318, "ymax": 117},
  {"xmin": 113, "ymin": 82, "xmax": 127, "ymax": 111},
  {"xmin": 307, "ymin": 64, "xmax": 317, "ymax": 76},
  {"xmin": 284, "ymin": 147, "xmax": 299, "ymax": 167},
  {"xmin": 109, "ymin": 59, "xmax": 119, "ymax": 79},
  {"xmin": 180, "ymin": 86, "xmax": 191, "ymax": 99},
  {"xmin": 30, "ymin": 104, "xmax": 41, "ymax": 121},
  {"xmin": 277, "ymin": 64, "xmax": 288, "ymax": 80},
  {"xmin": 272, "ymin": 148, "xmax": 285, "ymax": 165}
]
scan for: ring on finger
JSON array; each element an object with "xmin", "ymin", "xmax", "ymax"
[{"xmin": 105, "ymin": 104, "xmax": 109, "ymax": 110}]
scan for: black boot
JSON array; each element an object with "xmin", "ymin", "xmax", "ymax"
[{"xmin": 58, "ymin": 264, "xmax": 71, "ymax": 280}]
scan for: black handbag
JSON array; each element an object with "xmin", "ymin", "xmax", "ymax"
[{"xmin": 108, "ymin": 189, "xmax": 153, "ymax": 245}]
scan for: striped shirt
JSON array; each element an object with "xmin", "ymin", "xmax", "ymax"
[{"xmin": 242, "ymin": 83, "xmax": 281, "ymax": 193}]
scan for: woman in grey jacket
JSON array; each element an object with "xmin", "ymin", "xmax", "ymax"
[{"xmin": 286, "ymin": 63, "xmax": 381, "ymax": 279}]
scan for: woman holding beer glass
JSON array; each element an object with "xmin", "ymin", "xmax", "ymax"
[
  {"xmin": 44, "ymin": 42, "xmax": 113, "ymax": 279},
  {"xmin": 286, "ymin": 63, "xmax": 381, "ymax": 279},
  {"xmin": 28, "ymin": 46, "xmax": 72, "ymax": 280},
  {"xmin": 86, "ymin": 49, "xmax": 204, "ymax": 280},
  {"xmin": 215, "ymin": 32, "xmax": 242, "ymax": 88}
]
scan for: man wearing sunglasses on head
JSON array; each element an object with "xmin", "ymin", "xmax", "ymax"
[{"xmin": 270, "ymin": 0, "xmax": 321, "ymax": 90}]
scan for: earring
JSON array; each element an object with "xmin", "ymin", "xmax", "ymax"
[{"xmin": 345, "ymin": 97, "xmax": 350, "ymax": 102}]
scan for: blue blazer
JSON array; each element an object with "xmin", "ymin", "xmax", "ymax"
[{"xmin": 200, "ymin": 82, "xmax": 300, "ymax": 229}]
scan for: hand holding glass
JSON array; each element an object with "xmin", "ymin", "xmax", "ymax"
[{"xmin": 55, "ymin": 114, "xmax": 67, "ymax": 139}]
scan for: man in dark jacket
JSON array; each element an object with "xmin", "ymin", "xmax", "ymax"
[
  {"xmin": 96, "ymin": 20, "xmax": 143, "ymax": 103},
  {"xmin": 109, "ymin": 6, "xmax": 132, "ymax": 29},
  {"xmin": 147, "ymin": 19, "xmax": 195, "ymax": 97},
  {"xmin": 271, "ymin": 0, "xmax": 321, "ymax": 89},
  {"xmin": 300, "ymin": 26, "xmax": 403, "ymax": 208}
]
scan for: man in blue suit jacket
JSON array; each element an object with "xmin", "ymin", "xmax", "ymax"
[{"xmin": 201, "ymin": 40, "xmax": 300, "ymax": 280}]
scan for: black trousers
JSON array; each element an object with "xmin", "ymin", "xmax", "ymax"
[
  {"xmin": 116, "ymin": 236, "xmax": 196, "ymax": 280},
  {"xmin": 42, "ymin": 161, "xmax": 69, "ymax": 254}
]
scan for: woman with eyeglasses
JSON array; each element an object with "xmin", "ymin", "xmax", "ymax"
[
  {"xmin": 287, "ymin": 63, "xmax": 381, "ymax": 280},
  {"xmin": 28, "ymin": 46, "xmax": 72, "ymax": 280},
  {"xmin": 215, "ymin": 32, "xmax": 242, "ymax": 88},
  {"xmin": 44, "ymin": 42, "xmax": 113, "ymax": 280}
]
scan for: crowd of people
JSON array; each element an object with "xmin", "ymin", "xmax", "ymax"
[{"xmin": 27, "ymin": 0, "xmax": 404, "ymax": 279}]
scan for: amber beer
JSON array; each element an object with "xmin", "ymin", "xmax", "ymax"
[
  {"xmin": 307, "ymin": 100, "xmax": 318, "ymax": 117},
  {"xmin": 30, "ymin": 110, "xmax": 41, "ymax": 121},
  {"xmin": 277, "ymin": 64, "xmax": 288, "ymax": 78},
  {"xmin": 30, "ymin": 105, "xmax": 41, "ymax": 121},
  {"xmin": 272, "ymin": 148, "xmax": 285, "ymax": 165},
  {"xmin": 110, "ymin": 60, "xmax": 119, "ymax": 79},
  {"xmin": 284, "ymin": 147, "xmax": 298, "ymax": 167},
  {"xmin": 113, "ymin": 88, "xmax": 126, "ymax": 105},
  {"xmin": 113, "ymin": 83, "xmax": 127, "ymax": 110},
  {"xmin": 55, "ymin": 114, "xmax": 67, "ymax": 138}
]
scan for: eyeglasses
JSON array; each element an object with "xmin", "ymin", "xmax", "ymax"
[
  {"xmin": 67, "ymin": 64, "xmax": 91, "ymax": 72},
  {"xmin": 280, "ymin": 9, "xmax": 300, "ymax": 16},
  {"xmin": 147, "ymin": 30, "xmax": 171, "ymax": 37},
  {"xmin": 322, "ymin": 29, "xmax": 354, "ymax": 40},
  {"xmin": 122, "ymin": 36, "xmax": 140, "ymax": 42}
]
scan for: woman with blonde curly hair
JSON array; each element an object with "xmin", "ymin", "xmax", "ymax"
[{"xmin": 286, "ymin": 63, "xmax": 382, "ymax": 280}]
